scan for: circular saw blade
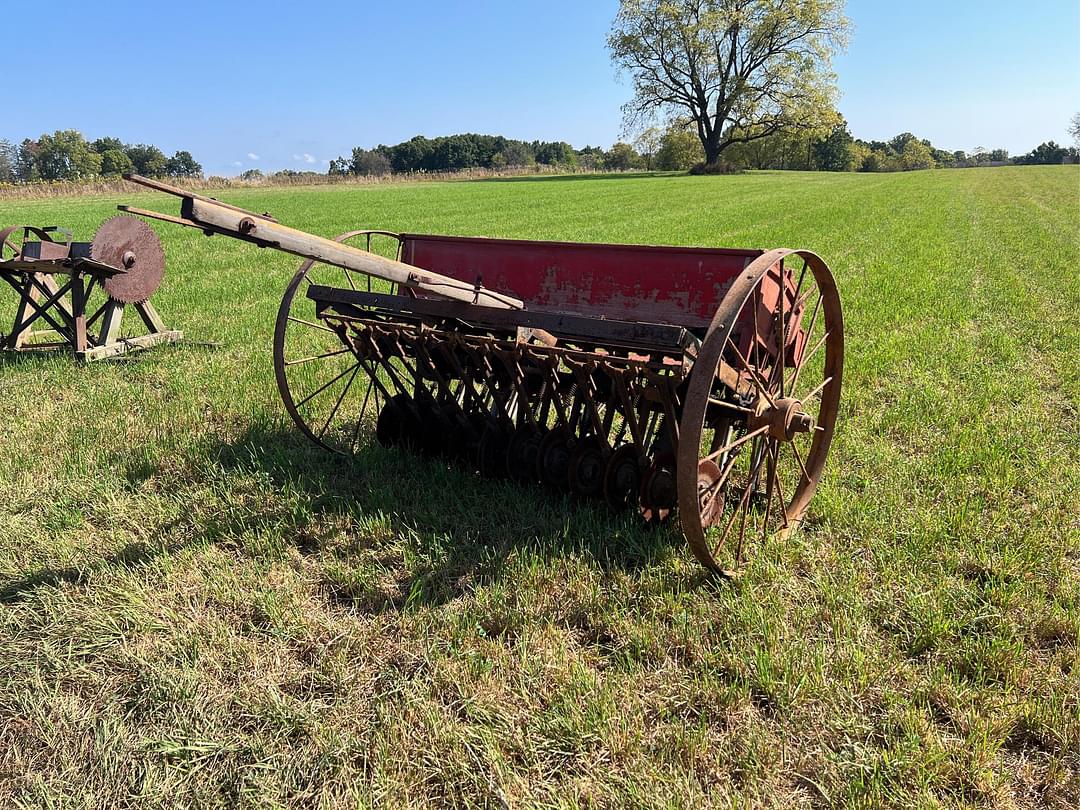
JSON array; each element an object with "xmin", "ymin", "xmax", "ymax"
[{"xmin": 91, "ymin": 216, "xmax": 165, "ymax": 304}]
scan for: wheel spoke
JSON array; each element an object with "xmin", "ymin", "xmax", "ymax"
[
  {"xmin": 715, "ymin": 438, "xmax": 772, "ymax": 556},
  {"xmin": 285, "ymin": 346, "xmax": 352, "ymax": 367},
  {"xmin": 351, "ymin": 376, "xmax": 375, "ymax": 453},
  {"xmin": 288, "ymin": 315, "xmax": 337, "ymax": 334},
  {"xmin": 700, "ymin": 443, "xmax": 742, "ymax": 507},
  {"xmin": 703, "ymin": 424, "xmax": 769, "ymax": 463},
  {"xmin": 726, "ymin": 337, "xmax": 776, "ymax": 405},
  {"xmin": 802, "ymin": 375, "xmax": 834, "ymax": 405},
  {"xmin": 787, "ymin": 293, "xmax": 823, "ymax": 392},
  {"xmin": 318, "ymin": 363, "xmax": 361, "ymax": 439},
  {"xmin": 789, "ymin": 439, "xmax": 812, "ymax": 484},
  {"xmin": 294, "ymin": 362, "xmax": 361, "ymax": 410},
  {"xmin": 708, "ymin": 396, "xmax": 754, "ymax": 415},
  {"xmin": 752, "ymin": 286, "xmax": 762, "ymax": 380},
  {"xmin": 789, "ymin": 329, "xmax": 829, "ymax": 395}
]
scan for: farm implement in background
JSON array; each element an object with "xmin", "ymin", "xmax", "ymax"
[
  {"xmin": 0, "ymin": 219, "xmax": 181, "ymax": 360},
  {"xmin": 120, "ymin": 173, "xmax": 843, "ymax": 576}
]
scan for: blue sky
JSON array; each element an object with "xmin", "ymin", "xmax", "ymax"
[{"xmin": 1, "ymin": 0, "xmax": 1076, "ymax": 175}]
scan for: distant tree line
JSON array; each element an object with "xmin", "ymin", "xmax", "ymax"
[
  {"xmin": 723, "ymin": 119, "xmax": 1079, "ymax": 172},
  {"xmin": 328, "ymin": 127, "xmax": 714, "ymax": 178},
  {"xmin": 329, "ymin": 122, "xmax": 1079, "ymax": 179},
  {"xmin": 329, "ymin": 135, "xmax": 580, "ymax": 176},
  {"xmin": 0, "ymin": 130, "xmax": 202, "ymax": 183}
]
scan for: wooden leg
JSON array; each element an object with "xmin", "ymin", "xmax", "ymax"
[
  {"xmin": 135, "ymin": 300, "xmax": 167, "ymax": 334},
  {"xmin": 11, "ymin": 275, "xmax": 42, "ymax": 349},
  {"xmin": 97, "ymin": 300, "xmax": 124, "ymax": 346},
  {"xmin": 71, "ymin": 273, "xmax": 87, "ymax": 354}
]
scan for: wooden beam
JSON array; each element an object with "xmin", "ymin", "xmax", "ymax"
[
  {"xmin": 79, "ymin": 330, "xmax": 183, "ymax": 361},
  {"xmin": 186, "ymin": 198, "xmax": 524, "ymax": 311}
]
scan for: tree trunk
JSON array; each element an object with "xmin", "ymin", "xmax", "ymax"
[{"xmin": 703, "ymin": 132, "xmax": 723, "ymax": 166}]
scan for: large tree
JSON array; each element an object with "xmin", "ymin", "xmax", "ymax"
[
  {"xmin": 609, "ymin": 0, "xmax": 850, "ymax": 166},
  {"xmin": 35, "ymin": 130, "xmax": 102, "ymax": 180},
  {"xmin": 124, "ymin": 144, "xmax": 168, "ymax": 177},
  {"xmin": 165, "ymin": 150, "xmax": 203, "ymax": 178}
]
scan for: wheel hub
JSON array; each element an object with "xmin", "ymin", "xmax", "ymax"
[{"xmin": 748, "ymin": 396, "xmax": 814, "ymax": 442}]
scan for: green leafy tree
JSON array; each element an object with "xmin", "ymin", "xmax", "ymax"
[
  {"xmin": 574, "ymin": 146, "xmax": 605, "ymax": 170},
  {"xmin": 655, "ymin": 126, "xmax": 705, "ymax": 170},
  {"xmin": 0, "ymin": 139, "xmax": 15, "ymax": 182},
  {"xmin": 433, "ymin": 135, "xmax": 479, "ymax": 171},
  {"xmin": 165, "ymin": 150, "xmax": 202, "ymax": 178},
  {"xmin": 888, "ymin": 132, "xmax": 916, "ymax": 155},
  {"xmin": 604, "ymin": 142, "xmax": 643, "ymax": 170},
  {"xmin": 847, "ymin": 140, "xmax": 872, "ymax": 171},
  {"xmin": 15, "ymin": 140, "xmax": 40, "ymax": 181},
  {"xmin": 811, "ymin": 119, "xmax": 853, "ymax": 170},
  {"xmin": 91, "ymin": 136, "xmax": 125, "ymax": 154},
  {"xmin": 125, "ymin": 144, "xmax": 168, "ymax": 177},
  {"xmin": 498, "ymin": 140, "xmax": 533, "ymax": 167},
  {"xmin": 858, "ymin": 150, "xmax": 883, "ymax": 172},
  {"xmin": 100, "ymin": 149, "xmax": 134, "ymax": 176},
  {"xmin": 349, "ymin": 147, "xmax": 391, "ymax": 176},
  {"xmin": 1071, "ymin": 112, "xmax": 1080, "ymax": 148},
  {"xmin": 633, "ymin": 127, "xmax": 662, "ymax": 170},
  {"xmin": 240, "ymin": 168, "xmax": 264, "ymax": 181},
  {"xmin": 897, "ymin": 138, "xmax": 935, "ymax": 170},
  {"xmin": 608, "ymin": 0, "xmax": 849, "ymax": 167},
  {"xmin": 533, "ymin": 141, "xmax": 577, "ymax": 166},
  {"xmin": 35, "ymin": 130, "xmax": 102, "ymax": 180},
  {"xmin": 1015, "ymin": 141, "xmax": 1069, "ymax": 165},
  {"xmin": 389, "ymin": 136, "xmax": 433, "ymax": 172}
]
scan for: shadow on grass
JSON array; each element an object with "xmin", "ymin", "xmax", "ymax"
[
  {"xmin": 207, "ymin": 423, "xmax": 686, "ymax": 612},
  {"xmin": 0, "ymin": 538, "xmax": 185, "ymax": 603},
  {"xmin": 0, "ymin": 420, "xmax": 690, "ymax": 610}
]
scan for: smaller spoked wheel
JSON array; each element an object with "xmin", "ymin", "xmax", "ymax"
[
  {"xmin": 273, "ymin": 230, "xmax": 405, "ymax": 455},
  {"xmin": 677, "ymin": 249, "xmax": 843, "ymax": 577}
]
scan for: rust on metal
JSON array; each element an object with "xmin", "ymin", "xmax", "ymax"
[
  {"xmin": 0, "ymin": 221, "xmax": 181, "ymax": 361},
  {"xmin": 92, "ymin": 216, "xmax": 166, "ymax": 304}
]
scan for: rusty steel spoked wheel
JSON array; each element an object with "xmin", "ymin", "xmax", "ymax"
[
  {"xmin": 273, "ymin": 230, "xmax": 405, "ymax": 454},
  {"xmin": 0, "ymin": 227, "xmax": 26, "ymax": 260},
  {"xmin": 677, "ymin": 249, "xmax": 844, "ymax": 577}
]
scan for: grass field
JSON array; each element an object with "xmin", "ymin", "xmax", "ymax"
[{"xmin": 0, "ymin": 167, "xmax": 1077, "ymax": 808}]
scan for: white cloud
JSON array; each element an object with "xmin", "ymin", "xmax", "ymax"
[
  {"xmin": 231, "ymin": 161, "xmax": 243, "ymax": 167},
  {"xmin": 247, "ymin": 152, "xmax": 260, "ymax": 161},
  {"xmin": 292, "ymin": 153, "xmax": 317, "ymax": 164}
]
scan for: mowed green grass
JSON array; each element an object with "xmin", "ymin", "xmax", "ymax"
[{"xmin": 0, "ymin": 167, "xmax": 1077, "ymax": 808}]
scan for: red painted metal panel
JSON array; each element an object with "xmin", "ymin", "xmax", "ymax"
[{"xmin": 401, "ymin": 234, "xmax": 763, "ymax": 329}]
